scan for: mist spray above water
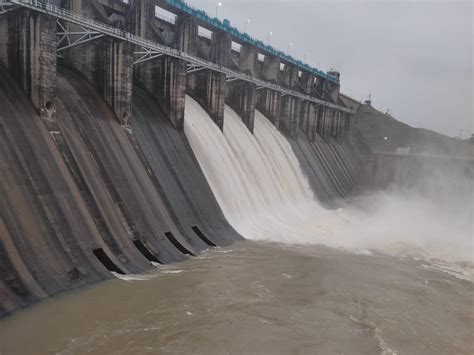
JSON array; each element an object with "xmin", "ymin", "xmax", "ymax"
[{"xmin": 184, "ymin": 96, "xmax": 473, "ymax": 279}]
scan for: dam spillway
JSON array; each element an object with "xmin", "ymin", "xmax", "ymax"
[
  {"xmin": 0, "ymin": 0, "xmax": 366, "ymax": 316},
  {"xmin": 2, "ymin": 0, "xmax": 470, "ymax": 320},
  {"xmin": 0, "ymin": 59, "xmax": 362, "ymax": 316},
  {"xmin": 184, "ymin": 96, "xmax": 352, "ymax": 243}
]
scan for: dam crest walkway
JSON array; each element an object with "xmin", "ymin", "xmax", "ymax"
[{"xmin": 4, "ymin": 0, "xmax": 353, "ymax": 113}]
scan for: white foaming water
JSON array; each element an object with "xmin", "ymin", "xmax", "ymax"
[{"xmin": 183, "ymin": 96, "xmax": 473, "ymax": 280}]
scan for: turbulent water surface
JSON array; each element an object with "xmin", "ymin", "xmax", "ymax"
[
  {"xmin": 184, "ymin": 96, "xmax": 473, "ymax": 276},
  {"xmin": 0, "ymin": 242, "xmax": 472, "ymax": 355},
  {"xmin": 0, "ymin": 96, "xmax": 472, "ymax": 354}
]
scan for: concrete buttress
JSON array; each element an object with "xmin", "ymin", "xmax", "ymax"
[
  {"xmin": 186, "ymin": 25, "xmax": 228, "ymax": 131},
  {"xmin": 238, "ymin": 44, "xmax": 258, "ymax": 77},
  {"xmin": 280, "ymin": 95, "xmax": 301, "ymax": 138},
  {"xmin": 256, "ymin": 89, "xmax": 281, "ymax": 128},
  {"xmin": 280, "ymin": 64, "xmax": 299, "ymax": 89},
  {"xmin": 1, "ymin": 9, "xmax": 57, "ymax": 123},
  {"xmin": 63, "ymin": 0, "xmax": 133, "ymax": 125},
  {"xmin": 300, "ymin": 101, "xmax": 319, "ymax": 140},
  {"xmin": 261, "ymin": 55, "xmax": 280, "ymax": 83},
  {"xmin": 226, "ymin": 81, "xmax": 256, "ymax": 133},
  {"xmin": 132, "ymin": 0, "xmax": 187, "ymax": 130}
]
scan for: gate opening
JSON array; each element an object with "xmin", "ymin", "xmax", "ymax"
[
  {"xmin": 93, "ymin": 248, "xmax": 125, "ymax": 274},
  {"xmin": 133, "ymin": 239, "xmax": 162, "ymax": 264},
  {"xmin": 164, "ymin": 232, "xmax": 195, "ymax": 256},
  {"xmin": 191, "ymin": 226, "xmax": 217, "ymax": 247}
]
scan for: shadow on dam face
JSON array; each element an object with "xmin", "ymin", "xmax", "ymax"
[
  {"xmin": 164, "ymin": 232, "xmax": 195, "ymax": 256},
  {"xmin": 92, "ymin": 249, "xmax": 125, "ymax": 275},
  {"xmin": 192, "ymin": 226, "xmax": 217, "ymax": 247},
  {"xmin": 132, "ymin": 239, "xmax": 163, "ymax": 264}
]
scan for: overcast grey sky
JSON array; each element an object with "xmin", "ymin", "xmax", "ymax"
[{"xmin": 190, "ymin": 0, "xmax": 472, "ymax": 139}]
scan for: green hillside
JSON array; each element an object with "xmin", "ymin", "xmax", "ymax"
[{"xmin": 355, "ymin": 103, "xmax": 474, "ymax": 158}]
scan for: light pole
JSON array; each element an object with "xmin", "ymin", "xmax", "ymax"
[
  {"xmin": 303, "ymin": 53, "xmax": 307, "ymax": 62},
  {"xmin": 215, "ymin": 2, "xmax": 222, "ymax": 18},
  {"xmin": 267, "ymin": 31, "xmax": 273, "ymax": 44},
  {"xmin": 243, "ymin": 19, "xmax": 250, "ymax": 33},
  {"xmin": 287, "ymin": 42, "xmax": 293, "ymax": 54}
]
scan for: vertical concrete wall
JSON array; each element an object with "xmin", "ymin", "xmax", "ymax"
[
  {"xmin": 101, "ymin": 39, "xmax": 134, "ymax": 125},
  {"xmin": 1, "ymin": 10, "xmax": 57, "ymax": 123},
  {"xmin": 68, "ymin": 0, "xmax": 110, "ymax": 22},
  {"xmin": 280, "ymin": 64, "xmax": 298, "ymax": 88},
  {"xmin": 189, "ymin": 71, "xmax": 226, "ymax": 130},
  {"xmin": 174, "ymin": 13, "xmax": 199, "ymax": 55},
  {"xmin": 256, "ymin": 88, "xmax": 281, "ymax": 127},
  {"xmin": 226, "ymin": 81, "xmax": 256, "ymax": 133},
  {"xmin": 316, "ymin": 106, "xmax": 327, "ymax": 138},
  {"xmin": 210, "ymin": 30, "xmax": 234, "ymax": 67},
  {"xmin": 280, "ymin": 95, "xmax": 300, "ymax": 138},
  {"xmin": 0, "ymin": 16, "xmax": 8, "ymax": 67},
  {"xmin": 63, "ymin": 36, "xmax": 133, "ymax": 125},
  {"xmin": 261, "ymin": 55, "xmax": 280, "ymax": 83},
  {"xmin": 239, "ymin": 44, "xmax": 258, "ymax": 77},
  {"xmin": 129, "ymin": 0, "xmax": 153, "ymax": 42},
  {"xmin": 337, "ymin": 112, "xmax": 345, "ymax": 140},
  {"xmin": 187, "ymin": 28, "xmax": 228, "ymax": 130},
  {"xmin": 300, "ymin": 101, "xmax": 318, "ymax": 140},
  {"xmin": 299, "ymin": 71, "xmax": 314, "ymax": 95},
  {"xmin": 157, "ymin": 57, "xmax": 187, "ymax": 129},
  {"xmin": 323, "ymin": 108, "xmax": 332, "ymax": 139},
  {"xmin": 134, "ymin": 55, "xmax": 186, "ymax": 129},
  {"xmin": 327, "ymin": 81, "xmax": 340, "ymax": 103},
  {"xmin": 132, "ymin": 1, "xmax": 187, "ymax": 129},
  {"xmin": 63, "ymin": 1, "xmax": 132, "ymax": 125}
]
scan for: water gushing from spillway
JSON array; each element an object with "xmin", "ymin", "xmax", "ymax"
[
  {"xmin": 184, "ymin": 95, "xmax": 343, "ymax": 245},
  {"xmin": 184, "ymin": 96, "xmax": 473, "ymax": 280}
]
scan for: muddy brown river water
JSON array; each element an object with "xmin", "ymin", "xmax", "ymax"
[{"xmin": 0, "ymin": 241, "xmax": 472, "ymax": 355}]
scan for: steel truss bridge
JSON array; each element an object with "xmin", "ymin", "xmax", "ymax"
[{"xmin": 3, "ymin": 0, "xmax": 353, "ymax": 113}]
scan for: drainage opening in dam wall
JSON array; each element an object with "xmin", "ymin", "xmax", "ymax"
[
  {"xmin": 191, "ymin": 226, "xmax": 217, "ymax": 247},
  {"xmin": 132, "ymin": 239, "xmax": 162, "ymax": 264},
  {"xmin": 164, "ymin": 232, "xmax": 195, "ymax": 256},
  {"xmin": 92, "ymin": 248, "xmax": 125, "ymax": 275}
]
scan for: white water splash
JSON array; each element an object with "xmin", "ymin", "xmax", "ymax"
[
  {"xmin": 183, "ymin": 95, "xmax": 473, "ymax": 281},
  {"xmin": 111, "ymin": 272, "xmax": 158, "ymax": 281}
]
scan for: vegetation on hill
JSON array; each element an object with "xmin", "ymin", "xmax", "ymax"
[{"xmin": 355, "ymin": 104, "xmax": 474, "ymax": 158}]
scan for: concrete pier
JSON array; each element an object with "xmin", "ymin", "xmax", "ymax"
[
  {"xmin": 0, "ymin": 9, "xmax": 57, "ymax": 123},
  {"xmin": 226, "ymin": 81, "xmax": 257, "ymax": 133},
  {"xmin": 62, "ymin": 1, "xmax": 133, "ymax": 125},
  {"xmin": 132, "ymin": 2, "xmax": 187, "ymax": 129},
  {"xmin": 257, "ymin": 89, "xmax": 281, "ymax": 128},
  {"xmin": 280, "ymin": 95, "xmax": 301, "ymax": 138},
  {"xmin": 261, "ymin": 55, "xmax": 280, "ymax": 83},
  {"xmin": 238, "ymin": 44, "xmax": 258, "ymax": 77},
  {"xmin": 280, "ymin": 64, "xmax": 299, "ymax": 89},
  {"xmin": 300, "ymin": 101, "xmax": 319, "ymax": 140}
]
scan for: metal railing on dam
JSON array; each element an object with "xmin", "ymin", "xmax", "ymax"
[
  {"xmin": 165, "ymin": 0, "xmax": 339, "ymax": 84},
  {"xmin": 7, "ymin": 0, "xmax": 354, "ymax": 114},
  {"xmin": 0, "ymin": 0, "xmax": 16, "ymax": 13}
]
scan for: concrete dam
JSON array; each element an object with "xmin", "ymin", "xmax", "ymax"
[{"xmin": 1, "ymin": 0, "xmax": 376, "ymax": 317}]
